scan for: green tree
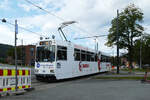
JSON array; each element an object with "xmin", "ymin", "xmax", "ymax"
[
  {"xmin": 7, "ymin": 47, "xmax": 22, "ymax": 60},
  {"xmin": 133, "ymin": 35, "xmax": 150, "ymax": 65},
  {"xmin": 106, "ymin": 4, "xmax": 144, "ymax": 68}
]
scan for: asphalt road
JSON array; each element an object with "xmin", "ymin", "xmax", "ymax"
[{"xmin": 1, "ymin": 77, "xmax": 150, "ymax": 100}]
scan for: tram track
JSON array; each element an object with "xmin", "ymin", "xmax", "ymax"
[
  {"xmin": 30, "ymin": 72, "xmax": 107, "ymax": 92},
  {"xmin": 30, "ymin": 74, "xmax": 94, "ymax": 92}
]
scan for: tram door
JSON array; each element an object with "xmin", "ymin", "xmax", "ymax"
[{"xmin": 55, "ymin": 45, "xmax": 73, "ymax": 79}]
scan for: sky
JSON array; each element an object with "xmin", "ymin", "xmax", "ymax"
[{"xmin": 0, "ymin": 0, "xmax": 150, "ymax": 56}]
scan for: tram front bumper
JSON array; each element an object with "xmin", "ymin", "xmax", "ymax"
[{"xmin": 36, "ymin": 74, "xmax": 55, "ymax": 78}]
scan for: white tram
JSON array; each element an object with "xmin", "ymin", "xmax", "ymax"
[{"xmin": 34, "ymin": 39, "xmax": 111, "ymax": 80}]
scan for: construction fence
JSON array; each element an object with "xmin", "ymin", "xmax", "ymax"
[{"xmin": 0, "ymin": 67, "xmax": 31, "ymax": 93}]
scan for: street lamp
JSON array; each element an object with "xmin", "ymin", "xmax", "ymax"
[
  {"xmin": 1, "ymin": 18, "xmax": 6, "ymax": 23},
  {"xmin": 1, "ymin": 18, "xmax": 18, "ymax": 91},
  {"xmin": 58, "ymin": 21, "xmax": 76, "ymax": 41},
  {"xmin": 140, "ymin": 35, "xmax": 143, "ymax": 69}
]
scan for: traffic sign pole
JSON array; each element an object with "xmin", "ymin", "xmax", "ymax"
[{"xmin": 15, "ymin": 20, "xmax": 18, "ymax": 91}]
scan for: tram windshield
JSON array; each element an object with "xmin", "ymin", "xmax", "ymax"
[{"xmin": 36, "ymin": 45, "xmax": 55, "ymax": 62}]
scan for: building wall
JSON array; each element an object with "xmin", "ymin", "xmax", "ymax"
[{"xmin": 24, "ymin": 45, "xmax": 36, "ymax": 66}]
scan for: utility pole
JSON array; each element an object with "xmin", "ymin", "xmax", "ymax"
[
  {"xmin": 1, "ymin": 18, "xmax": 18, "ymax": 91},
  {"xmin": 140, "ymin": 36, "xmax": 142, "ymax": 69},
  {"xmin": 116, "ymin": 10, "xmax": 120, "ymax": 74},
  {"xmin": 94, "ymin": 38, "xmax": 97, "ymax": 53},
  {"xmin": 21, "ymin": 39, "xmax": 23, "ymax": 67},
  {"xmin": 15, "ymin": 20, "xmax": 18, "ymax": 91}
]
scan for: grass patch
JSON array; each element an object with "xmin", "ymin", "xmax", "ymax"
[
  {"xmin": 110, "ymin": 72, "xmax": 131, "ymax": 75},
  {"xmin": 0, "ymin": 63, "xmax": 34, "ymax": 68},
  {"xmin": 121, "ymin": 68, "xmax": 147, "ymax": 72},
  {"xmin": 94, "ymin": 76, "xmax": 150, "ymax": 80}
]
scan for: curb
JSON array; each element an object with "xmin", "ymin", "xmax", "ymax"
[{"xmin": 0, "ymin": 87, "xmax": 35, "ymax": 98}]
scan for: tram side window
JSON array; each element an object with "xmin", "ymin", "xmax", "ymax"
[
  {"xmin": 101, "ymin": 55, "xmax": 104, "ymax": 62},
  {"xmin": 74, "ymin": 49, "xmax": 80, "ymax": 61},
  {"xmin": 87, "ymin": 52, "xmax": 91, "ymax": 61},
  {"xmin": 91, "ymin": 53, "xmax": 95, "ymax": 62},
  {"xmin": 81, "ymin": 50, "xmax": 86, "ymax": 61},
  {"xmin": 57, "ymin": 46, "xmax": 67, "ymax": 60},
  {"xmin": 106, "ymin": 56, "xmax": 108, "ymax": 62},
  {"xmin": 95, "ymin": 54, "xmax": 98, "ymax": 62},
  {"xmin": 106, "ymin": 56, "xmax": 110, "ymax": 62},
  {"xmin": 101, "ymin": 55, "xmax": 106, "ymax": 62}
]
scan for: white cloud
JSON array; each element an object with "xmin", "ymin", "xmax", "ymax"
[
  {"xmin": 135, "ymin": 0, "xmax": 150, "ymax": 22},
  {"xmin": 1, "ymin": 0, "xmax": 150, "ymax": 54},
  {"xmin": 0, "ymin": 0, "xmax": 10, "ymax": 10},
  {"xmin": 18, "ymin": 4, "xmax": 32, "ymax": 12},
  {"xmin": 0, "ymin": 24, "xmax": 14, "ymax": 45}
]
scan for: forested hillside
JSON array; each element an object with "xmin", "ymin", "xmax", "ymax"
[{"xmin": 0, "ymin": 43, "xmax": 13, "ymax": 58}]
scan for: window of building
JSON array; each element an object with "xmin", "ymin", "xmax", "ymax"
[
  {"xmin": 57, "ymin": 46, "xmax": 67, "ymax": 60},
  {"xmin": 30, "ymin": 48, "xmax": 34, "ymax": 56}
]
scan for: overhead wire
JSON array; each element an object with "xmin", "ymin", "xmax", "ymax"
[
  {"xmin": 25, "ymin": 0, "xmax": 65, "ymax": 21},
  {"xmin": 74, "ymin": 35, "xmax": 108, "ymax": 40},
  {"xmin": 24, "ymin": 0, "xmax": 104, "ymax": 37}
]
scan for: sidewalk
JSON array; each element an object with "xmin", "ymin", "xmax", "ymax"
[{"xmin": 92, "ymin": 70, "xmax": 150, "ymax": 80}]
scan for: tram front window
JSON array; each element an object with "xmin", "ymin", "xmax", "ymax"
[{"xmin": 36, "ymin": 46, "xmax": 55, "ymax": 62}]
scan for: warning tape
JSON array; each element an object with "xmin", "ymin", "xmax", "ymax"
[
  {"xmin": 0, "ymin": 85, "xmax": 31, "ymax": 92},
  {"xmin": 0, "ymin": 67, "xmax": 31, "ymax": 93},
  {"xmin": 0, "ymin": 69, "xmax": 30, "ymax": 76}
]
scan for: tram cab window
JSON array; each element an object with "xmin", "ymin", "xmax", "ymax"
[
  {"xmin": 57, "ymin": 46, "xmax": 67, "ymax": 60},
  {"xmin": 81, "ymin": 50, "xmax": 86, "ymax": 61},
  {"xmin": 36, "ymin": 46, "xmax": 55, "ymax": 62},
  {"xmin": 74, "ymin": 49, "xmax": 80, "ymax": 61}
]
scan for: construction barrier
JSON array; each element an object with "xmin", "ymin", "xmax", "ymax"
[{"xmin": 0, "ymin": 67, "xmax": 31, "ymax": 93}]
